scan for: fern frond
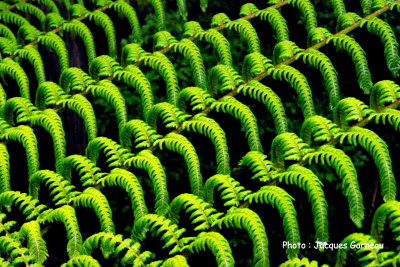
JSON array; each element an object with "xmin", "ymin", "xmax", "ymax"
[
  {"xmin": 0, "ymin": 143, "xmax": 10, "ymax": 193},
  {"xmin": 239, "ymin": 151, "xmax": 277, "ymax": 181},
  {"xmin": 0, "ymin": 212, "xmax": 16, "ymax": 235},
  {"xmin": 59, "ymin": 67, "xmax": 95, "ymax": 93},
  {"xmin": 169, "ymin": 193, "xmax": 222, "ymax": 231},
  {"xmin": 301, "ymin": 116, "xmax": 342, "ymax": 145},
  {"xmin": 211, "ymin": 13, "xmax": 231, "ymax": 27},
  {"xmin": 32, "ymin": 0, "xmax": 60, "ymax": 14},
  {"xmin": 61, "ymin": 255, "xmax": 101, "ymax": 267},
  {"xmin": 120, "ymin": 119, "xmax": 162, "ymax": 149},
  {"xmin": 277, "ymin": 164, "xmax": 329, "ymax": 241},
  {"xmin": 369, "ymin": 80, "xmax": 400, "ymax": 110},
  {"xmin": 37, "ymin": 32, "xmax": 69, "ymax": 72},
  {"xmin": 217, "ymin": 207, "xmax": 269, "ymax": 267},
  {"xmin": 211, "ymin": 96, "xmax": 263, "ymax": 152},
  {"xmin": 186, "ymin": 232, "xmax": 234, "ymax": 267},
  {"xmin": 72, "ymin": 187, "xmax": 115, "ymax": 233},
  {"xmin": 14, "ymin": 3, "xmax": 46, "ymax": 27},
  {"xmin": 99, "ymin": 168, "xmax": 148, "ymax": 220},
  {"xmin": 0, "ymin": 58, "xmax": 30, "ymax": 100},
  {"xmin": 0, "ymin": 11, "xmax": 30, "ymax": 28},
  {"xmin": 45, "ymin": 12, "xmax": 65, "ymax": 30},
  {"xmin": 109, "ymin": 0, "xmax": 143, "ymax": 44},
  {"xmin": 280, "ymin": 257, "xmax": 328, "ymax": 267},
  {"xmin": 172, "ymin": 39, "xmax": 207, "ymax": 90},
  {"xmin": 82, "ymin": 232, "xmax": 151, "ymax": 265},
  {"xmin": 132, "ymin": 214, "xmax": 188, "ymax": 255},
  {"xmin": 179, "ymin": 86, "xmax": 216, "ymax": 112},
  {"xmin": 336, "ymin": 233, "xmax": 380, "ymax": 267},
  {"xmin": 19, "ymin": 221, "xmax": 48, "ymax": 264},
  {"xmin": 114, "ymin": 65, "xmax": 154, "ymax": 120},
  {"xmin": 238, "ymin": 80, "xmax": 288, "ymax": 134},
  {"xmin": 371, "ymin": 200, "xmax": 400, "ymax": 244},
  {"xmin": 198, "ymin": 29, "xmax": 232, "ymax": 66},
  {"xmin": 124, "ymin": 149, "xmax": 170, "ymax": 216},
  {"xmin": 369, "ymin": 108, "xmax": 400, "ymax": 131},
  {"xmin": 337, "ymin": 126, "xmax": 396, "ymax": 201},
  {"xmin": 177, "ymin": 0, "xmax": 188, "ymax": 21},
  {"xmin": 182, "ymin": 114, "xmax": 230, "ymax": 174},
  {"xmin": 38, "ymin": 205, "xmax": 83, "ymax": 258},
  {"xmin": 258, "ymin": 8, "xmax": 289, "ymax": 42},
  {"xmin": 87, "ymin": 10, "xmax": 117, "ymax": 58},
  {"xmin": 226, "ymin": 19, "xmax": 260, "ymax": 53},
  {"xmin": 0, "ymin": 234, "xmax": 33, "ymax": 265},
  {"xmin": 147, "ymin": 102, "xmax": 191, "ymax": 130},
  {"xmin": 35, "ymin": 82, "xmax": 66, "ymax": 109},
  {"xmin": 149, "ymin": 0, "xmax": 166, "ymax": 31},
  {"xmin": 160, "ymin": 255, "xmax": 188, "ymax": 267},
  {"xmin": 0, "ymin": 24, "xmax": 16, "ymax": 43},
  {"xmin": 304, "ymin": 145, "xmax": 364, "ymax": 228},
  {"xmin": 334, "ymin": 97, "xmax": 375, "ymax": 130},
  {"xmin": 14, "ymin": 44, "xmax": 45, "ymax": 85},
  {"xmin": 273, "ymin": 41, "xmax": 303, "ymax": 64},
  {"xmin": 29, "ymin": 169, "xmax": 78, "ymax": 206},
  {"xmin": 242, "ymin": 52, "xmax": 273, "ymax": 82},
  {"xmin": 327, "ymin": 34, "xmax": 373, "ymax": 94},
  {"xmin": 247, "ymin": 185, "xmax": 300, "ymax": 258},
  {"xmin": 288, "ymin": 0, "xmax": 318, "ymax": 32},
  {"xmin": 57, "ymin": 94, "xmax": 98, "ymax": 141},
  {"xmin": 0, "ymin": 37, "xmax": 17, "ymax": 56},
  {"xmin": 268, "ymin": 65, "xmax": 316, "ymax": 118},
  {"xmin": 3, "ymin": 97, "xmax": 38, "ymax": 125},
  {"xmin": 153, "ymin": 31, "xmax": 177, "ymax": 50},
  {"xmin": 121, "ymin": 43, "xmax": 149, "ymax": 65},
  {"xmin": 271, "ymin": 132, "xmax": 314, "ymax": 170},
  {"xmin": 86, "ymin": 136, "xmax": 132, "ymax": 168},
  {"xmin": 203, "ymin": 174, "xmax": 251, "ymax": 207},
  {"xmin": 89, "ymin": 55, "xmax": 122, "ymax": 80},
  {"xmin": 61, "ymin": 154, "xmax": 104, "ymax": 187},
  {"xmin": 307, "ymin": 27, "xmax": 332, "ymax": 47},
  {"xmin": 208, "ymin": 64, "xmax": 244, "ymax": 95},
  {"xmin": 154, "ymin": 133, "xmax": 203, "ymax": 196},
  {"xmin": 0, "ymin": 191, "xmax": 47, "ymax": 220}
]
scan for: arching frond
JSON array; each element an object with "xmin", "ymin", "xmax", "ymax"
[
  {"xmin": 0, "ymin": 191, "xmax": 47, "ymax": 220},
  {"xmin": 371, "ymin": 201, "xmax": 400, "ymax": 243},
  {"xmin": 19, "ymin": 221, "xmax": 48, "ymax": 264},
  {"xmin": 239, "ymin": 151, "xmax": 277, "ymax": 181},
  {"xmin": 61, "ymin": 154, "xmax": 105, "ymax": 187}
]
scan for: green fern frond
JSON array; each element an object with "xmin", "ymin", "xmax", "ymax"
[
  {"xmin": 114, "ymin": 65, "xmax": 154, "ymax": 120},
  {"xmin": 0, "ymin": 191, "xmax": 47, "ymax": 220},
  {"xmin": 336, "ymin": 233, "xmax": 380, "ymax": 267},
  {"xmin": 86, "ymin": 136, "xmax": 132, "ymax": 168},
  {"xmin": 32, "ymin": 0, "xmax": 60, "ymax": 14},
  {"xmin": 361, "ymin": 0, "xmax": 373, "ymax": 15},
  {"xmin": 179, "ymin": 86, "xmax": 216, "ymax": 112},
  {"xmin": 239, "ymin": 151, "xmax": 277, "ymax": 181},
  {"xmin": 154, "ymin": 133, "xmax": 203, "ymax": 196},
  {"xmin": 62, "ymin": 20, "xmax": 96, "ymax": 64},
  {"xmin": 211, "ymin": 96, "xmax": 263, "ymax": 152},
  {"xmin": 267, "ymin": 65, "xmax": 316, "ymax": 118},
  {"xmin": 277, "ymin": 164, "xmax": 329, "ymax": 241},
  {"xmin": 307, "ymin": 27, "xmax": 332, "ymax": 47},
  {"xmin": 142, "ymin": 52, "xmax": 180, "ymax": 106},
  {"xmin": 177, "ymin": 0, "xmax": 188, "ymax": 21},
  {"xmin": 172, "ymin": 39, "xmax": 207, "ymax": 90},
  {"xmin": 226, "ymin": 19, "xmax": 260, "ymax": 53},
  {"xmin": 61, "ymin": 154, "xmax": 104, "ymax": 187},
  {"xmin": 334, "ymin": 97, "xmax": 375, "ymax": 129},
  {"xmin": 153, "ymin": 31, "xmax": 177, "ymax": 50},
  {"xmin": 124, "ymin": 149, "xmax": 170, "ymax": 216},
  {"xmin": 198, "ymin": 29, "xmax": 232, "ymax": 66},
  {"xmin": 61, "ymin": 255, "xmax": 101, "ymax": 267},
  {"xmin": 72, "ymin": 187, "xmax": 115, "ymax": 233},
  {"xmin": 169, "ymin": 193, "xmax": 222, "ymax": 231},
  {"xmin": 3, "ymin": 97, "xmax": 38, "ymax": 125},
  {"xmin": 301, "ymin": 116, "xmax": 342, "ymax": 145},
  {"xmin": 258, "ymin": 8, "xmax": 289, "ymax": 42},
  {"xmin": 271, "ymin": 132, "xmax": 314, "ymax": 170},
  {"xmin": 186, "ymin": 232, "xmax": 234, "ymax": 267},
  {"xmin": 160, "ymin": 255, "xmax": 189, "ymax": 267},
  {"xmin": 0, "ymin": 24, "xmax": 16, "ymax": 43},
  {"xmin": 29, "ymin": 170, "xmax": 78, "ymax": 206},
  {"xmin": 147, "ymin": 102, "xmax": 191, "ymax": 130},
  {"xmin": 37, "ymin": 32, "xmax": 69, "ymax": 72},
  {"xmin": 371, "ymin": 201, "xmax": 400, "ymax": 243},
  {"xmin": 87, "ymin": 10, "xmax": 117, "ymax": 58},
  {"xmin": 327, "ymin": 34, "xmax": 373, "ymax": 94},
  {"xmin": 211, "ymin": 13, "xmax": 231, "ymax": 27},
  {"xmin": 27, "ymin": 109, "xmax": 66, "ymax": 172},
  {"xmin": 82, "ymin": 232, "xmax": 151, "ymax": 265},
  {"xmin": 19, "ymin": 221, "xmax": 48, "ymax": 264},
  {"xmin": 183, "ymin": 21, "xmax": 204, "ymax": 37},
  {"xmin": 369, "ymin": 80, "xmax": 400, "ymax": 110},
  {"xmin": 1, "ymin": 125, "xmax": 40, "ymax": 177},
  {"xmin": 216, "ymin": 207, "xmax": 269, "ymax": 267},
  {"xmin": 15, "ymin": 45, "xmax": 46, "ymax": 89},
  {"xmin": 0, "ymin": 11, "xmax": 30, "ymax": 28},
  {"xmin": 242, "ymin": 52, "xmax": 273, "ymax": 81},
  {"xmin": 0, "ymin": 212, "xmax": 16, "ymax": 234},
  {"xmin": 120, "ymin": 119, "xmax": 162, "ymax": 149},
  {"xmin": 203, "ymin": 174, "xmax": 251, "ymax": 207},
  {"xmin": 273, "ymin": 41, "xmax": 303, "ymax": 64},
  {"xmin": 182, "ymin": 114, "xmax": 230, "ymax": 174},
  {"xmin": 132, "ymin": 214, "xmax": 188, "ymax": 255},
  {"xmin": 239, "ymin": 80, "xmax": 288, "ymax": 134},
  {"xmin": 337, "ymin": 126, "xmax": 396, "ymax": 201},
  {"xmin": 121, "ymin": 43, "xmax": 149, "ymax": 65},
  {"xmin": 109, "ymin": 0, "xmax": 143, "ymax": 44},
  {"xmin": 57, "ymin": 94, "xmax": 98, "ymax": 141},
  {"xmin": 280, "ymin": 257, "xmax": 328, "ymax": 267},
  {"xmin": 0, "ymin": 143, "xmax": 10, "ymax": 193},
  {"xmin": 369, "ymin": 108, "xmax": 400, "ymax": 131},
  {"xmin": 99, "ymin": 168, "xmax": 148, "ymax": 220},
  {"xmin": 38, "ymin": 205, "xmax": 83, "ymax": 258},
  {"xmin": 0, "ymin": 234, "xmax": 33, "ymax": 265},
  {"xmin": 208, "ymin": 64, "xmax": 244, "ymax": 95},
  {"xmin": 149, "ymin": 0, "xmax": 166, "ymax": 31},
  {"xmin": 247, "ymin": 185, "xmax": 300, "ymax": 259},
  {"xmin": 0, "ymin": 58, "xmax": 30, "ymax": 100},
  {"xmin": 14, "ymin": 3, "xmax": 46, "ymax": 27},
  {"xmin": 0, "ymin": 37, "xmax": 17, "ymax": 56},
  {"xmin": 59, "ymin": 67, "xmax": 95, "ymax": 93},
  {"xmin": 89, "ymin": 55, "xmax": 122, "ymax": 80},
  {"xmin": 45, "ymin": 12, "xmax": 65, "ymax": 30},
  {"xmin": 17, "ymin": 24, "xmax": 42, "ymax": 43},
  {"xmin": 304, "ymin": 145, "xmax": 364, "ymax": 228}
]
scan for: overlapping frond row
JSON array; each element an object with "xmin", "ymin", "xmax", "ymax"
[{"xmin": 0, "ymin": 0, "xmax": 399, "ymax": 266}]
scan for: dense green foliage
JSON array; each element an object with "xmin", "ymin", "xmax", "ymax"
[{"xmin": 0, "ymin": 0, "xmax": 399, "ymax": 266}]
